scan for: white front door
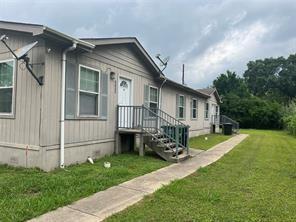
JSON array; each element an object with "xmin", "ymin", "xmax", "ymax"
[{"xmin": 118, "ymin": 77, "xmax": 132, "ymax": 127}]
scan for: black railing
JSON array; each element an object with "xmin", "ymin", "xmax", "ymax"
[
  {"xmin": 220, "ymin": 115, "xmax": 239, "ymax": 132},
  {"xmin": 117, "ymin": 105, "xmax": 190, "ymax": 159}
]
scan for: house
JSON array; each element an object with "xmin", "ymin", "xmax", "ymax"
[
  {"xmin": 0, "ymin": 21, "xmax": 221, "ymax": 171},
  {"xmin": 196, "ymin": 87, "xmax": 221, "ymax": 132}
]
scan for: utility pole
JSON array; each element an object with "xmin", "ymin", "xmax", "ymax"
[{"xmin": 182, "ymin": 64, "xmax": 185, "ymax": 85}]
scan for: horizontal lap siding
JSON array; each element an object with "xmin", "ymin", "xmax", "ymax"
[
  {"xmin": 161, "ymin": 86, "xmax": 209, "ymax": 132},
  {"xmin": 0, "ymin": 31, "xmax": 44, "ymax": 146},
  {"xmin": 40, "ymin": 44, "xmax": 61, "ymax": 146},
  {"xmin": 42, "ymin": 44, "xmax": 157, "ymax": 146}
]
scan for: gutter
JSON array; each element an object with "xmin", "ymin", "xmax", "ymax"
[
  {"xmin": 159, "ymin": 77, "xmax": 167, "ymax": 110},
  {"xmin": 42, "ymin": 26, "xmax": 95, "ymax": 49},
  {"xmin": 60, "ymin": 42, "xmax": 77, "ymax": 168}
]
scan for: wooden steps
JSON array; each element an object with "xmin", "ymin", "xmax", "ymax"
[{"xmin": 144, "ymin": 133, "xmax": 190, "ymax": 162}]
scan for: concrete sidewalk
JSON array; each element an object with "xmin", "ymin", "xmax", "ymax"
[{"xmin": 29, "ymin": 134, "xmax": 248, "ymax": 222}]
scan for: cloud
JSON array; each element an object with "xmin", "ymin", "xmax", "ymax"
[
  {"xmin": 186, "ymin": 21, "xmax": 270, "ymax": 86},
  {"xmin": 228, "ymin": 11, "xmax": 248, "ymax": 26},
  {"xmin": 1, "ymin": 0, "xmax": 296, "ymax": 88}
]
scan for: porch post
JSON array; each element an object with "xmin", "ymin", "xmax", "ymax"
[
  {"xmin": 139, "ymin": 133, "xmax": 144, "ymax": 156},
  {"xmin": 115, "ymin": 131, "xmax": 121, "ymax": 154}
]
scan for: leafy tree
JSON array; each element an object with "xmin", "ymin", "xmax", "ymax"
[
  {"xmin": 213, "ymin": 70, "xmax": 249, "ymax": 96},
  {"xmin": 277, "ymin": 54, "xmax": 296, "ymax": 102},
  {"xmin": 243, "ymin": 54, "xmax": 296, "ymax": 103},
  {"xmin": 219, "ymin": 94, "xmax": 282, "ymax": 129},
  {"xmin": 213, "ymin": 70, "xmax": 283, "ymax": 129},
  {"xmin": 213, "ymin": 70, "xmax": 249, "ymax": 97}
]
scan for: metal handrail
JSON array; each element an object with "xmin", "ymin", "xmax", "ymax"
[
  {"xmin": 117, "ymin": 105, "xmax": 189, "ymax": 158},
  {"xmin": 153, "ymin": 106, "xmax": 187, "ymax": 128},
  {"xmin": 220, "ymin": 115, "xmax": 240, "ymax": 131},
  {"xmin": 142, "ymin": 106, "xmax": 187, "ymax": 145}
]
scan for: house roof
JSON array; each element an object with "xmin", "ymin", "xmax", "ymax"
[
  {"xmin": 197, "ymin": 88, "xmax": 216, "ymax": 95},
  {"xmin": 0, "ymin": 20, "xmax": 95, "ymax": 50},
  {"xmin": 0, "ymin": 20, "xmax": 212, "ymax": 100},
  {"xmin": 82, "ymin": 37, "xmax": 210, "ymax": 99},
  {"xmin": 196, "ymin": 87, "xmax": 222, "ymax": 103},
  {"xmin": 81, "ymin": 37, "xmax": 164, "ymax": 77},
  {"xmin": 163, "ymin": 78, "xmax": 210, "ymax": 99}
]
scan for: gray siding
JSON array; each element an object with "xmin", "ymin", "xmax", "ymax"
[
  {"xmin": 161, "ymin": 85, "xmax": 211, "ymax": 137},
  {"xmin": 0, "ymin": 30, "xmax": 45, "ymax": 146},
  {"xmin": 40, "ymin": 43, "xmax": 158, "ymax": 147}
]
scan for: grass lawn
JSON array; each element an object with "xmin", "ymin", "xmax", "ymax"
[
  {"xmin": 0, "ymin": 152, "xmax": 169, "ymax": 222},
  {"xmin": 189, "ymin": 133, "xmax": 233, "ymax": 150},
  {"xmin": 107, "ymin": 130, "xmax": 296, "ymax": 222}
]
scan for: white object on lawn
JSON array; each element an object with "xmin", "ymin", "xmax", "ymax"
[
  {"xmin": 104, "ymin": 162, "xmax": 111, "ymax": 168},
  {"xmin": 87, "ymin": 157, "xmax": 94, "ymax": 164},
  {"xmin": 205, "ymin": 137, "xmax": 208, "ymax": 141}
]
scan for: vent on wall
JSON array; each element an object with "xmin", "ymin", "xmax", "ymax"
[
  {"xmin": 10, "ymin": 156, "xmax": 19, "ymax": 164},
  {"xmin": 93, "ymin": 150, "xmax": 101, "ymax": 158}
]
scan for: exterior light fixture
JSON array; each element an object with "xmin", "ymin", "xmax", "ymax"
[{"xmin": 110, "ymin": 71, "xmax": 116, "ymax": 80}]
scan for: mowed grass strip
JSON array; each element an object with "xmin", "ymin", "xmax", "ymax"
[
  {"xmin": 190, "ymin": 133, "xmax": 233, "ymax": 150},
  {"xmin": 107, "ymin": 130, "xmax": 296, "ymax": 222},
  {"xmin": 0, "ymin": 152, "xmax": 168, "ymax": 222}
]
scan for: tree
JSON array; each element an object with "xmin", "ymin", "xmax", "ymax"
[
  {"xmin": 213, "ymin": 70, "xmax": 283, "ymax": 129},
  {"xmin": 213, "ymin": 70, "xmax": 249, "ymax": 98},
  {"xmin": 243, "ymin": 55, "xmax": 296, "ymax": 104}
]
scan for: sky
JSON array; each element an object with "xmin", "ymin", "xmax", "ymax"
[{"xmin": 1, "ymin": 0, "xmax": 296, "ymax": 88}]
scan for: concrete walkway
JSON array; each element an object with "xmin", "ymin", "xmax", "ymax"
[{"xmin": 29, "ymin": 134, "xmax": 248, "ymax": 222}]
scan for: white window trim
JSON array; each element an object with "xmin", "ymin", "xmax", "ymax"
[
  {"xmin": 205, "ymin": 102, "xmax": 209, "ymax": 120},
  {"xmin": 191, "ymin": 98, "xmax": 197, "ymax": 120},
  {"xmin": 178, "ymin": 94, "xmax": 185, "ymax": 119},
  {"xmin": 77, "ymin": 64, "xmax": 101, "ymax": 118},
  {"xmin": 0, "ymin": 59, "xmax": 16, "ymax": 117},
  {"xmin": 148, "ymin": 85, "xmax": 158, "ymax": 108}
]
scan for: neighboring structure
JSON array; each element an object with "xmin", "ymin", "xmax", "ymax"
[
  {"xmin": 196, "ymin": 87, "xmax": 221, "ymax": 133},
  {"xmin": 0, "ymin": 21, "xmax": 221, "ymax": 171}
]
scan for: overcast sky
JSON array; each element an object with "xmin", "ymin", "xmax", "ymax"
[{"xmin": 1, "ymin": 0, "xmax": 296, "ymax": 88}]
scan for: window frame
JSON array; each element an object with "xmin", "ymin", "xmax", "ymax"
[
  {"xmin": 0, "ymin": 59, "xmax": 16, "ymax": 118},
  {"xmin": 77, "ymin": 64, "xmax": 101, "ymax": 118},
  {"xmin": 177, "ymin": 94, "xmax": 185, "ymax": 120},
  {"xmin": 205, "ymin": 102, "xmax": 209, "ymax": 120},
  {"xmin": 191, "ymin": 98, "xmax": 197, "ymax": 120},
  {"xmin": 148, "ymin": 85, "xmax": 158, "ymax": 110}
]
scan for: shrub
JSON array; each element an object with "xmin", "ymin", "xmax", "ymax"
[
  {"xmin": 220, "ymin": 95, "xmax": 283, "ymax": 129},
  {"xmin": 283, "ymin": 115, "xmax": 296, "ymax": 136},
  {"xmin": 282, "ymin": 100, "xmax": 296, "ymax": 135}
]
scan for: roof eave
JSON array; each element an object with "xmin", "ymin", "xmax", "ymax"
[
  {"xmin": 165, "ymin": 78, "xmax": 210, "ymax": 99},
  {"xmin": 43, "ymin": 26, "xmax": 95, "ymax": 50},
  {"xmin": 0, "ymin": 21, "xmax": 95, "ymax": 51}
]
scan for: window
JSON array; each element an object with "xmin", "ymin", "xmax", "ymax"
[
  {"xmin": 191, "ymin": 98, "xmax": 197, "ymax": 119},
  {"xmin": 149, "ymin": 86, "xmax": 158, "ymax": 111},
  {"xmin": 215, "ymin": 105, "xmax": 219, "ymax": 116},
  {"xmin": 177, "ymin": 94, "xmax": 185, "ymax": 119},
  {"xmin": 205, "ymin": 102, "xmax": 209, "ymax": 119},
  {"xmin": 0, "ymin": 59, "xmax": 15, "ymax": 115},
  {"xmin": 144, "ymin": 85, "xmax": 159, "ymax": 110},
  {"xmin": 78, "ymin": 65, "xmax": 100, "ymax": 116}
]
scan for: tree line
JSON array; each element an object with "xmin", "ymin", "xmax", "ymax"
[{"xmin": 213, "ymin": 54, "xmax": 296, "ymax": 131}]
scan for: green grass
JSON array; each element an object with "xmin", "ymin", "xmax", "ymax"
[
  {"xmin": 107, "ymin": 130, "xmax": 296, "ymax": 222},
  {"xmin": 0, "ymin": 152, "xmax": 169, "ymax": 222},
  {"xmin": 189, "ymin": 133, "xmax": 233, "ymax": 150}
]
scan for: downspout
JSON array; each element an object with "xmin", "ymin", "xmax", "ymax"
[
  {"xmin": 159, "ymin": 77, "xmax": 167, "ymax": 110},
  {"xmin": 60, "ymin": 42, "xmax": 77, "ymax": 168}
]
